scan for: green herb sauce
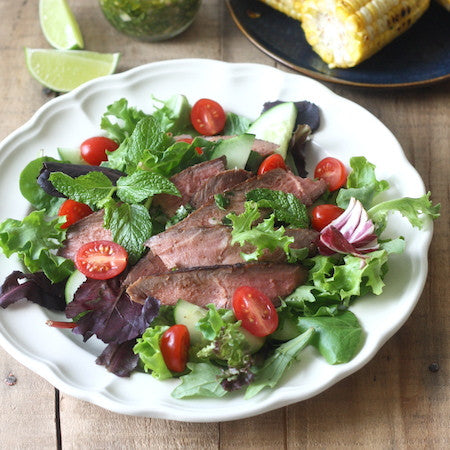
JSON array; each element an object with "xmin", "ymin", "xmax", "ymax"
[{"xmin": 99, "ymin": 0, "xmax": 201, "ymax": 41}]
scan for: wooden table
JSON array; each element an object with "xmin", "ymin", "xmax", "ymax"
[{"xmin": 0, "ymin": 1, "xmax": 448, "ymax": 448}]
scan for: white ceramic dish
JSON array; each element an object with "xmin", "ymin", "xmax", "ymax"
[{"xmin": 0, "ymin": 59, "xmax": 433, "ymax": 422}]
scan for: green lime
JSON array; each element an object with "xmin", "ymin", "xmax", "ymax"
[
  {"xmin": 25, "ymin": 48, "xmax": 120, "ymax": 92},
  {"xmin": 39, "ymin": 0, "xmax": 84, "ymax": 50}
]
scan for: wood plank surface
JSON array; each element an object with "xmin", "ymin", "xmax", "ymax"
[{"xmin": 0, "ymin": 1, "xmax": 448, "ymax": 449}]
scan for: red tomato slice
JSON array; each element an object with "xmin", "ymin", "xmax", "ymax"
[
  {"xmin": 80, "ymin": 136, "xmax": 119, "ymax": 166},
  {"xmin": 314, "ymin": 157, "xmax": 347, "ymax": 191},
  {"xmin": 257, "ymin": 153, "xmax": 288, "ymax": 175},
  {"xmin": 190, "ymin": 98, "xmax": 226, "ymax": 135},
  {"xmin": 58, "ymin": 199, "xmax": 93, "ymax": 229},
  {"xmin": 311, "ymin": 204, "xmax": 345, "ymax": 231},
  {"xmin": 175, "ymin": 136, "xmax": 203, "ymax": 154},
  {"xmin": 232, "ymin": 286, "xmax": 278, "ymax": 337},
  {"xmin": 75, "ymin": 240, "xmax": 128, "ymax": 280},
  {"xmin": 160, "ymin": 324, "xmax": 190, "ymax": 373}
]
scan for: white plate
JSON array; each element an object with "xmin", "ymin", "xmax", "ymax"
[{"xmin": 0, "ymin": 59, "xmax": 433, "ymax": 422}]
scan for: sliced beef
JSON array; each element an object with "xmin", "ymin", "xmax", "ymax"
[
  {"xmin": 123, "ymin": 251, "xmax": 167, "ymax": 286},
  {"xmin": 190, "ymin": 169, "xmax": 252, "ymax": 208},
  {"xmin": 57, "ymin": 210, "xmax": 111, "ymax": 261},
  {"xmin": 147, "ymin": 225, "xmax": 318, "ymax": 270},
  {"xmin": 153, "ymin": 156, "xmax": 227, "ymax": 216},
  {"xmin": 126, "ymin": 263, "xmax": 305, "ymax": 308},
  {"xmin": 146, "ymin": 168, "xmax": 327, "ymax": 246},
  {"xmin": 204, "ymin": 136, "xmax": 278, "ymax": 158}
]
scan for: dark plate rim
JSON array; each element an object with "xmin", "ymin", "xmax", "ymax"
[{"xmin": 226, "ymin": 0, "xmax": 450, "ymax": 89}]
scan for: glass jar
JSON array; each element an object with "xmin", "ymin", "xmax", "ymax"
[{"xmin": 99, "ymin": 0, "xmax": 202, "ymax": 42}]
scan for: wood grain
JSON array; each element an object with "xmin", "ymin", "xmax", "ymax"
[{"xmin": 0, "ymin": 0, "xmax": 448, "ymax": 449}]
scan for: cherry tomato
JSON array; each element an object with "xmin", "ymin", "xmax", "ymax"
[
  {"xmin": 75, "ymin": 240, "xmax": 128, "ymax": 280},
  {"xmin": 232, "ymin": 286, "xmax": 278, "ymax": 337},
  {"xmin": 80, "ymin": 136, "xmax": 119, "ymax": 166},
  {"xmin": 175, "ymin": 136, "xmax": 203, "ymax": 154},
  {"xmin": 190, "ymin": 98, "xmax": 226, "ymax": 135},
  {"xmin": 257, "ymin": 153, "xmax": 288, "ymax": 175},
  {"xmin": 160, "ymin": 324, "xmax": 190, "ymax": 373},
  {"xmin": 311, "ymin": 204, "xmax": 345, "ymax": 231},
  {"xmin": 314, "ymin": 157, "xmax": 347, "ymax": 191},
  {"xmin": 58, "ymin": 199, "xmax": 93, "ymax": 229}
]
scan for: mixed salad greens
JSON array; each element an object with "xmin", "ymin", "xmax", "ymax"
[{"xmin": 0, "ymin": 93, "xmax": 440, "ymax": 399}]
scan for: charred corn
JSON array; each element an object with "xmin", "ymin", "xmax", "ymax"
[
  {"xmin": 300, "ymin": 0, "xmax": 430, "ymax": 68},
  {"xmin": 259, "ymin": 0, "xmax": 303, "ymax": 21},
  {"xmin": 434, "ymin": 0, "xmax": 450, "ymax": 11}
]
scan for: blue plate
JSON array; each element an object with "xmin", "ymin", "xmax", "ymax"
[{"xmin": 226, "ymin": 0, "xmax": 450, "ymax": 88}]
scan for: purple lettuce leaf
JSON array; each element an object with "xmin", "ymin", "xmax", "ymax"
[
  {"xmin": 96, "ymin": 339, "xmax": 139, "ymax": 377},
  {"xmin": 0, "ymin": 270, "xmax": 66, "ymax": 311},
  {"xmin": 65, "ymin": 276, "xmax": 160, "ymax": 344}
]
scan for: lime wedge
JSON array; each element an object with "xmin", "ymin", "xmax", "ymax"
[
  {"xmin": 39, "ymin": 0, "xmax": 84, "ymax": 50},
  {"xmin": 25, "ymin": 48, "xmax": 120, "ymax": 92}
]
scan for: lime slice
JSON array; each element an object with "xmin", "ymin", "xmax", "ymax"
[
  {"xmin": 39, "ymin": 0, "xmax": 84, "ymax": 50},
  {"xmin": 25, "ymin": 48, "xmax": 120, "ymax": 92}
]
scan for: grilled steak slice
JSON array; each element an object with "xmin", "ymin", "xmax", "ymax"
[
  {"xmin": 204, "ymin": 136, "xmax": 278, "ymax": 158},
  {"xmin": 153, "ymin": 156, "xmax": 227, "ymax": 216},
  {"xmin": 190, "ymin": 169, "xmax": 252, "ymax": 208},
  {"xmin": 148, "ymin": 225, "xmax": 318, "ymax": 269},
  {"xmin": 123, "ymin": 251, "xmax": 167, "ymax": 286},
  {"xmin": 146, "ymin": 168, "xmax": 327, "ymax": 245},
  {"xmin": 57, "ymin": 210, "xmax": 111, "ymax": 261},
  {"xmin": 126, "ymin": 263, "xmax": 305, "ymax": 308}
]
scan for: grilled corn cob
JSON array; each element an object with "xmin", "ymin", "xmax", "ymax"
[
  {"xmin": 300, "ymin": 0, "xmax": 430, "ymax": 68},
  {"xmin": 434, "ymin": 0, "xmax": 450, "ymax": 11},
  {"xmin": 259, "ymin": 0, "xmax": 303, "ymax": 21}
]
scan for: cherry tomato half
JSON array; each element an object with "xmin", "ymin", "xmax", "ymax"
[
  {"xmin": 314, "ymin": 157, "xmax": 347, "ymax": 191},
  {"xmin": 160, "ymin": 324, "xmax": 190, "ymax": 373},
  {"xmin": 232, "ymin": 286, "xmax": 278, "ymax": 337},
  {"xmin": 80, "ymin": 136, "xmax": 119, "ymax": 166},
  {"xmin": 75, "ymin": 240, "xmax": 128, "ymax": 280},
  {"xmin": 257, "ymin": 153, "xmax": 288, "ymax": 175},
  {"xmin": 190, "ymin": 98, "xmax": 226, "ymax": 136},
  {"xmin": 58, "ymin": 199, "xmax": 93, "ymax": 229},
  {"xmin": 175, "ymin": 136, "xmax": 203, "ymax": 154},
  {"xmin": 311, "ymin": 204, "xmax": 345, "ymax": 231}
]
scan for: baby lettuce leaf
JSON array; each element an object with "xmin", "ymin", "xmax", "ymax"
[
  {"xmin": 66, "ymin": 277, "xmax": 160, "ymax": 345},
  {"xmin": 0, "ymin": 211, "xmax": 73, "ymax": 283},
  {"xmin": 336, "ymin": 157, "xmax": 389, "ymax": 209},
  {"xmin": 245, "ymin": 327, "xmax": 315, "ymax": 399},
  {"xmin": 171, "ymin": 362, "xmax": 228, "ymax": 399},
  {"xmin": 101, "ymin": 98, "xmax": 149, "ymax": 143},
  {"xmin": 246, "ymin": 188, "xmax": 309, "ymax": 228},
  {"xmin": 0, "ymin": 270, "xmax": 66, "ymax": 311},
  {"xmin": 96, "ymin": 339, "xmax": 140, "ymax": 377},
  {"xmin": 224, "ymin": 112, "xmax": 252, "ymax": 135},
  {"xmin": 133, "ymin": 325, "xmax": 172, "ymax": 380},
  {"xmin": 297, "ymin": 311, "xmax": 363, "ymax": 364}
]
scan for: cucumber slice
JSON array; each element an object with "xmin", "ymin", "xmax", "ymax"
[
  {"xmin": 211, "ymin": 133, "xmax": 255, "ymax": 169},
  {"xmin": 240, "ymin": 328, "xmax": 265, "ymax": 353},
  {"xmin": 57, "ymin": 146, "xmax": 85, "ymax": 164},
  {"xmin": 247, "ymin": 102, "xmax": 297, "ymax": 159},
  {"xmin": 65, "ymin": 269, "xmax": 87, "ymax": 304},
  {"xmin": 174, "ymin": 299, "xmax": 207, "ymax": 346}
]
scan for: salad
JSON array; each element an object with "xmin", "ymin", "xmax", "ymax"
[{"xmin": 0, "ymin": 93, "xmax": 439, "ymax": 400}]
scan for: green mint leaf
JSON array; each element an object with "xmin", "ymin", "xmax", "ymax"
[
  {"xmin": 368, "ymin": 192, "xmax": 440, "ymax": 234},
  {"xmin": 337, "ymin": 157, "xmax": 389, "ymax": 209},
  {"xmin": 171, "ymin": 362, "xmax": 228, "ymax": 399},
  {"xmin": 246, "ymin": 189, "xmax": 310, "ymax": 228},
  {"xmin": 133, "ymin": 325, "xmax": 172, "ymax": 380},
  {"xmin": 116, "ymin": 171, "xmax": 180, "ymax": 203},
  {"xmin": 297, "ymin": 311, "xmax": 363, "ymax": 365},
  {"xmin": 245, "ymin": 328, "xmax": 315, "ymax": 399},
  {"xmin": 19, "ymin": 156, "xmax": 64, "ymax": 216},
  {"xmin": 0, "ymin": 211, "xmax": 73, "ymax": 283},
  {"xmin": 100, "ymin": 98, "xmax": 148, "ymax": 143},
  {"xmin": 49, "ymin": 171, "xmax": 115, "ymax": 209},
  {"xmin": 103, "ymin": 202, "xmax": 153, "ymax": 264}
]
